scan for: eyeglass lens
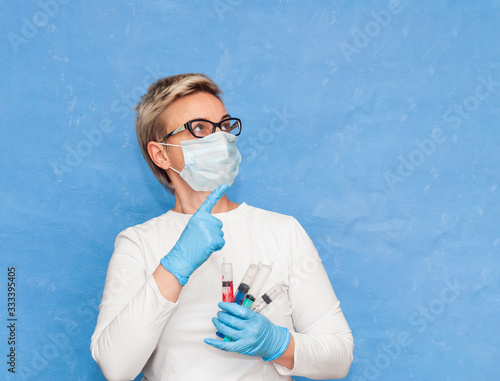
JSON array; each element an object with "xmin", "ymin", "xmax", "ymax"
[{"xmin": 190, "ymin": 119, "xmax": 241, "ymax": 138}]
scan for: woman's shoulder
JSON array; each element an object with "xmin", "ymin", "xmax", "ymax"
[
  {"xmin": 235, "ymin": 203, "xmax": 299, "ymax": 229},
  {"xmin": 116, "ymin": 211, "xmax": 186, "ymax": 241}
]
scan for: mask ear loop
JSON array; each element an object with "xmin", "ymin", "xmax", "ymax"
[
  {"xmin": 159, "ymin": 143, "xmax": 182, "ymax": 174},
  {"xmin": 159, "ymin": 143, "xmax": 182, "ymax": 148},
  {"xmin": 169, "ymin": 166, "xmax": 181, "ymax": 175}
]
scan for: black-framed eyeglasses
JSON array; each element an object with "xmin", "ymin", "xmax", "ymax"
[{"xmin": 159, "ymin": 117, "xmax": 242, "ymax": 142}]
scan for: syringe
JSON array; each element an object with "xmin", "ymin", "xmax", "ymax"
[
  {"xmin": 217, "ymin": 258, "xmax": 234, "ymax": 339},
  {"xmin": 251, "ymin": 283, "xmax": 285, "ymax": 313},
  {"xmin": 233, "ymin": 263, "xmax": 260, "ymax": 305},
  {"xmin": 222, "ymin": 262, "xmax": 261, "ymax": 342},
  {"xmin": 242, "ymin": 263, "xmax": 273, "ymax": 308},
  {"xmin": 221, "ymin": 258, "xmax": 233, "ymax": 303}
]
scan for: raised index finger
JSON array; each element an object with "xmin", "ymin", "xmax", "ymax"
[{"xmin": 197, "ymin": 183, "xmax": 229, "ymax": 214}]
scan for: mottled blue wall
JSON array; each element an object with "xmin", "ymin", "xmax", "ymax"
[{"xmin": 1, "ymin": 1, "xmax": 499, "ymax": 380}]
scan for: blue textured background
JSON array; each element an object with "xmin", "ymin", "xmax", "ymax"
[{"xmin": 1, "ymin": 1, "xmax": 499, "ymax": 380}]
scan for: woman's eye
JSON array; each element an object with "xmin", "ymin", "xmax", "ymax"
[
  {"xmin": 221, "ymin": 122, "xmax": 231, "ymax": 131},
  {"xmin": 192, "ymin": 123, "xmax": 205, "ymax": 132}
]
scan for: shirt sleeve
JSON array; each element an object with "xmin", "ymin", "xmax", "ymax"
[
  {"xmin": 90, "ymin": 228, "xmax": 177, "ymax": 381},
  {"xmin": 274, "ymin": 218, "xmax": 354, "ymax": 379}
]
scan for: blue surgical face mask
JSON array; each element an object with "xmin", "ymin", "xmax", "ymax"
[{"xmin": 160, "ymin": 131, "xmax": 242, "ymax": 192}]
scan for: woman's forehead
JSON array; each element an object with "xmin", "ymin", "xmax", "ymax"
[{"xmin": 162, "ymin": 92, "xmax": 227, "ymax": 129}]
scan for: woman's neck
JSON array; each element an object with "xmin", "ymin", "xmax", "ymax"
[{"xmin": 172, "ymin": 185, "xmax": 239, "ymax": 214}]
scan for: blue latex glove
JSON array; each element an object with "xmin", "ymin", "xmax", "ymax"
[
  {"xmin": 204, "ymin": 302, "xmax": 291, "ymax": 361},
  {"xmin": 160, "ymin": 184, "xmax": 228, "ymax": 285}
]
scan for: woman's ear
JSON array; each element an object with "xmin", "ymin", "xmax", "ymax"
[{"xmin": 147, "ymin": 141, "xmax": 171, "ymax": 170}]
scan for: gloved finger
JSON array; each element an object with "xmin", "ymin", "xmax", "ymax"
[
  {"xmin": 218, "ymin": 302, "xmax": 254, "ymax": 319},
  {"xmin": 205, "ymin": 214, "xmax": 224, "ymax": 229},
  {"xmin": 205, "ymin": 221, "xmax": 224, "ymax": 237},
  {"xmin": 197, "ymin": 183, "xmax": 229, "ymax": 214},
  {"xmin": 211, "ymin": 238, "xmax": 225, "ymax": 252},
  {"xmin": 211, "ymin": 317, "xmax": 242, "ymax": 340},
  {"xmin": 195, "ymin": 213, "xmax": 223, "ymax": 229},
  {"xmin": 204, "ymin": 337, "xmax": 237, "ymax": 352},
  {"xmin": 207, "ymin": 234, "xmax": 225, "ymax": 252},
  {"xmin": 216, "ymin": 311, "xmax": 247, "ymax": 330}
]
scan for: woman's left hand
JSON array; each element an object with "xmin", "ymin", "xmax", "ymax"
[{"xmin": 204, "ymin": 302, "xmax": 291, "ymax": 361}]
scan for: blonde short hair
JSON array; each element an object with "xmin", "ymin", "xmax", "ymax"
[{"xmin": 135, "ymin": 73, "xmax": 223, "ymax": 192}]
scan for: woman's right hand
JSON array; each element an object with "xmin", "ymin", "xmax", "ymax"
[{"xmin": 160, "ymin": 183, "xmax": 228, "ymax": 285}]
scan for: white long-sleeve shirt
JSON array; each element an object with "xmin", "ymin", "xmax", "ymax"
[{"xmin": 91, "ymin": 203, "xmax": 354, "ymax": 381}]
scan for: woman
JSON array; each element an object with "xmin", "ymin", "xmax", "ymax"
[{"xmin": 91, "ymin": 73, "xmax": 354, "ymax": 380}]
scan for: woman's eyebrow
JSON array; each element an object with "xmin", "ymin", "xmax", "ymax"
[{"xmin": 189, "ymin": 114, "xmax": 231, "ymax": 122}]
